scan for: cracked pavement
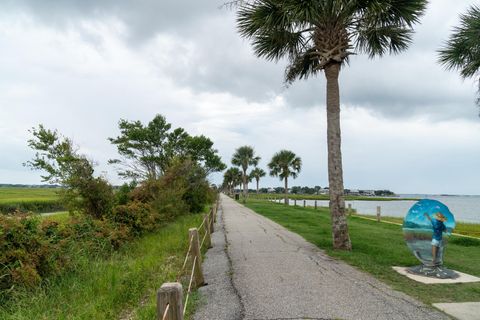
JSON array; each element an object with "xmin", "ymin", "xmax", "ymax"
[{"xmin": 194, "ymin": 194, "xmax": 449, "ymax": 320}]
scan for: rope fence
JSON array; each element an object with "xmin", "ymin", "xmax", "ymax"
[{"xmin": 157, "ymin": 198, "xmax": 219, "ymax": 320}]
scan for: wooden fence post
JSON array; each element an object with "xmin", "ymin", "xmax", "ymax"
[
  {"xmin": 188, "ymin": 228, "xmax": 205, "ymax": 286},
  {"xmin": 348, "ymin": 203, "xmax": 352, "ymax": 216},
  {"xmin": 314, "ymin": 200, "xmax": 317, "ymax": 210},
  {"xmin": 214, "ymin": 201, "xmax": 218, "ymax": 223},
  {"xmin": 157, "ymin": 282, "xmax": 184, "ymax": 320},
  {"xmin": 209, "ymin": 209, "xmax": 214, "ymax": 233},
  {"xmin": 294, "ymin": 199, "xmax": 297, "ymax": 206},
  {"xmin": 205, "ymin": 214, "xmax": 212, "ymax": 249},
  {"xmin": 376, "ymin": 206, "xmax": 381, "ymax": 222},
  {"xmin": 303, "ymin": 200, "xmax": 306, "ymax": 207}
]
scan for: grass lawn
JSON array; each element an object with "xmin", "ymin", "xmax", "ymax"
[
  {"xmin": 0, "ymin": 187, "xmax": 59, "ymax": 203},
  {"xmin": 242, "ymin": 199, "xmax": 480, "ymax": 305},
  {"xmin": 1, "ymin": 212, "xmax": 207, "ymax": 320}
]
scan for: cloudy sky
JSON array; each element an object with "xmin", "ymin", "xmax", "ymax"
[{"xmin": 0, "ymin": 0, "xmax": 479, "ymax": 194}]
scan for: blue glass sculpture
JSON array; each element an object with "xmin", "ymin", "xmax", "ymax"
[{"xmin": 403, "ymin": 199, "xmax": 458, "ymax": 279}]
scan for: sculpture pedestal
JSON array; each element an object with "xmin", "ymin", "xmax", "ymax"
[
  {"xmin": 407, "ymin": 265, "xmax": 459, "ymax": 279},
  {"xmin": 393, "ymin": 266, "xmax": 480, "ymax": 284}
]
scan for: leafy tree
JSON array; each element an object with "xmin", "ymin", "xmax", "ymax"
[
  {"xmin": 25, "ymin": 125, "xmax": 114, "ymax": 218},
  {"xmin": 236, "ymin": 0, "xmax": 427, "ymax": 250},
  {"xmin": 268, "ymin": 150, "xmax": 301, "ymax": 205},
  {"xmin": 109, "ymin": 114, "xmax": 225, "ymax": 181},
  {"xmin": 438, "ymin": 5, "xmax": 480, "ymax": 106},
  {"xmin": 231, "ymin": 146, "xmax": 260, "ymax": 201},
  {"xmin": 249, "ymin": 167, "xmax": 266, "ymax": 193}
]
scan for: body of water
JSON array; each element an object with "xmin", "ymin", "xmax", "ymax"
[{"xmin": 276, "ymin": 195, "xmax": 480, "ymax": 223}]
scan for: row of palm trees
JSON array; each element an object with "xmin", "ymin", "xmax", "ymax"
[
  {"xmin": 233, "ymin": 1, "xmax": 480, "ymax": 251},
  {"xmin": 223, "ymin": 146, "xmax": 302, "ymax": 204}
]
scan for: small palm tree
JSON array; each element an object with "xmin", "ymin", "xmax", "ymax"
[
  {"xmin": 268, "ymin": 150, "xmax": 301, "ymax": 205},
  {"xmin": 250, "ymin": 167, "xmax": 266, "ymax": 194},
  {"xmin": 231, "ymin": 146, "xmax": 260, "ymax": 201},
  {"xmin": 438, "ymin": 5, "xmax": 480, "ymax": 106},
  {"xmin": 224, "ymin": 167, "xmax": 243, "ymax": 195},
  {"xmin": 237, "ymin": 0, "xmax": 427, "ymax": 250}
]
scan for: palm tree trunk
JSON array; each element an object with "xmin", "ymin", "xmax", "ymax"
[
  {"xmin": 325, "ymin": 63, "xmax": 352, "ymax": 251},
  {"xmin": 243, "ymin": 170, "xmax": 247, "ymax": 202},
  {"xmin": 284, "ymin": 177, "xmax": 289, "ymax": 205},
  {"xmin": 256, "ymin": 178, "xmax": 259, "ymax": 194}
]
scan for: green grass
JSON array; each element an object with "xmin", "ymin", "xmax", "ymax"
[
  {"xmin": 0, "ymin": 212, "xmax": 208, "ymax": 320},
  {"xmin": 249, "ymin": 193, "xmax": 418, "ymax": 201},
  {"xmin": 0, "ymin": 187, "xmax": 60, "ymax": 203},
  {"xmin": 242, "ymin": 199, "xmax": 480, "ymax": 305},
  {"xmin": 0, "ymin": 187, "xmax": 63, "ymax": 213}
]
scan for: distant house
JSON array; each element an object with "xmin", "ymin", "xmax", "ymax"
[
  {"xmin": 361, "ymin": 190, "xmax": 375, "ymax": 196},
  {"xmin": 349, "ymin": 189, "xmax": 360, "ymax": 196},
  {"xmin": 318, "ymin": 188, "xmax": 329, "ymax": 195}
]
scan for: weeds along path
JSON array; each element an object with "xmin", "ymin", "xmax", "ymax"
[{"xmin": 220, "ymin": 194, "xmax": 448, "ymax": 320}]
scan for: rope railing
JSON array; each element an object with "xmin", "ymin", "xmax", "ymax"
[
  {"xmin": 157, "ymin": 200, "xmax": 218, "ymax": 320},
  {"xmin": 200, "ymin": 227, "xmax": 209, "ymax": 249},
  {"xmin": 182, "ymin": 256, "xmax": 197, "ymax": 315},
  {"xmin": 161, "ymin": 303, "xmax": 170, "ymax": 320}
]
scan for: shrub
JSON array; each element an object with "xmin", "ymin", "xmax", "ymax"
[{"xmin": 110, "ymin": 201, "xmax": 160, "ymax": 236}]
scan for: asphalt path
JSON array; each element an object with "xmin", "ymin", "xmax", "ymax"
[{"xmin": 195, "ymin": 194, "xmax": 448, "ymax": 320}]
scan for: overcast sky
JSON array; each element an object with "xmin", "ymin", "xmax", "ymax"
[{"xmin": 1, "ymin": 1, "xmax": 479, "ymax": 194}]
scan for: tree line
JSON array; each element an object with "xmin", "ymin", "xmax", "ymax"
[{"xmin": 222, "ymin": 146, "xmax": 301, "ymax": 205}]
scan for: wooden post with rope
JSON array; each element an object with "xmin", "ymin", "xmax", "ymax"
[
  {"xmin": 303, "ymin": 200, "xmax": 306, "ymax": 207},
  {"xmin": 188, "ymin": 228, "xmax": 205, "ymax": 286},
  {"xmin": 314, "ymin": 200, "xmax": 317, "ymax": 210},
  {"xmin": 376, "ymin": 206, "xmax": 381, "ymax": 222},
  {"xmin": 209, "ymin": 208, "xmax": 215, "ymax": 233},
  {"xmin": 157, "ymin": 282, "xmax": 183, "ymax": 320},
  {"xmin": 205, "ymin": 213, "xmax": 212, "ymax": 249}
]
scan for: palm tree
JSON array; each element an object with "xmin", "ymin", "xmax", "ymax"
[
  {"xmin": 268, "ymin": 150, "xmax": 301, "ymax": 205},
  {"xmin": 250, "ymin": 167, "xmax": 266, "ymax": 194},
  {"xmin": 223, "ymin": 167, "xmax": 243, "ymax": 195},
  {"xmin": 438, "ymin": 5, "xmax": 480, "ymax": 106},
  {"xmin": 236, "ymin": 0, "xmax": 427, "ymax": 250},
  {"xmin": 231, "ymin": 146, "xmax": 260, "ymax": 201}
]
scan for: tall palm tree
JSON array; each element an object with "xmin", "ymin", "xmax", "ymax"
[
  {"xmin": 438, "ymin": 5, "xmax": 480, "ymax": 106},
  {"xmin": 268, "ymin": 150, "xmax": 301, "ymax": 205},
  {"xmin": 250, "ymin": 167, "xmax": 266, "ymax": 193},
  {"xmin": 231, "ymin": 145, "xmax": 260, "ymax": 201},
  {"xmin": 236, "ymin": 0, "xmax": 427, "ymax": 250}
]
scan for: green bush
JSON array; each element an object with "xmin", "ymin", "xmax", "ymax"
[
  {"xmin": 0, "ymin": 213, "xmax": 131, "ymax": 301},
  {"xmin": 110, "ymin": 201, "xmax": 160, "ymax": 236},
  {"xmin": 0, "ymin": 200, "xmax": 64, "ymax": 214}
]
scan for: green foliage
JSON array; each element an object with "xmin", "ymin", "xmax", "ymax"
[
  {"xmin": 0, "ymin": 200, "xmax": 64, "ymax": 214},
  {"xmin": 0, "ymin": 213, "xmax": 205, "ymax": 319},
  {"xmin": 438, "ymin": 5, "xmax": 480, "ymax": 105},
  {"xmin": 115, "ymin": 181, "xmax": 137, "ymax": 205},
  {"xmin": 110, "ymin": 201, "xmax": 160, "ymax": 236},
  {"xmin": 0, "ymin": 213, "xmax": 130, "ymax": 300},
  {"xmin": 236, "ymin": 0, "xmax": 427, "ymax": 83},
  {"xmin": 25, "ymin": 125, "xmax": 115, "ymax": 219},
  {"xmin": 222, "ymin": 167, "xmax": 243, "ymax": 193},
  {"xmin": 268, "ymin": 149, "xmax": 302, "ymax": 181},
  {"xmin": 109, "ymin": 114, "xmax": 225, "ymax": 180}
]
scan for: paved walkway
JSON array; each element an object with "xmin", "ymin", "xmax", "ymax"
[{"xmin": 195, "ymin": 194, "xmax": 449, "ymax": 320}]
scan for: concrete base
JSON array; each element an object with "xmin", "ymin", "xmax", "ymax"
[
  {"xmin": 393, "ymin": 267, "xmax": 480, "ymax": 284},
  {"xmin": 433, "ymin": 302, "xmax": 480, "ymax": 320}
]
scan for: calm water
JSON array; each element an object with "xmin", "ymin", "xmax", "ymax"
[{"xmin": 276, "ymin": 195, "xmax": 480, "ymax": 223}]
